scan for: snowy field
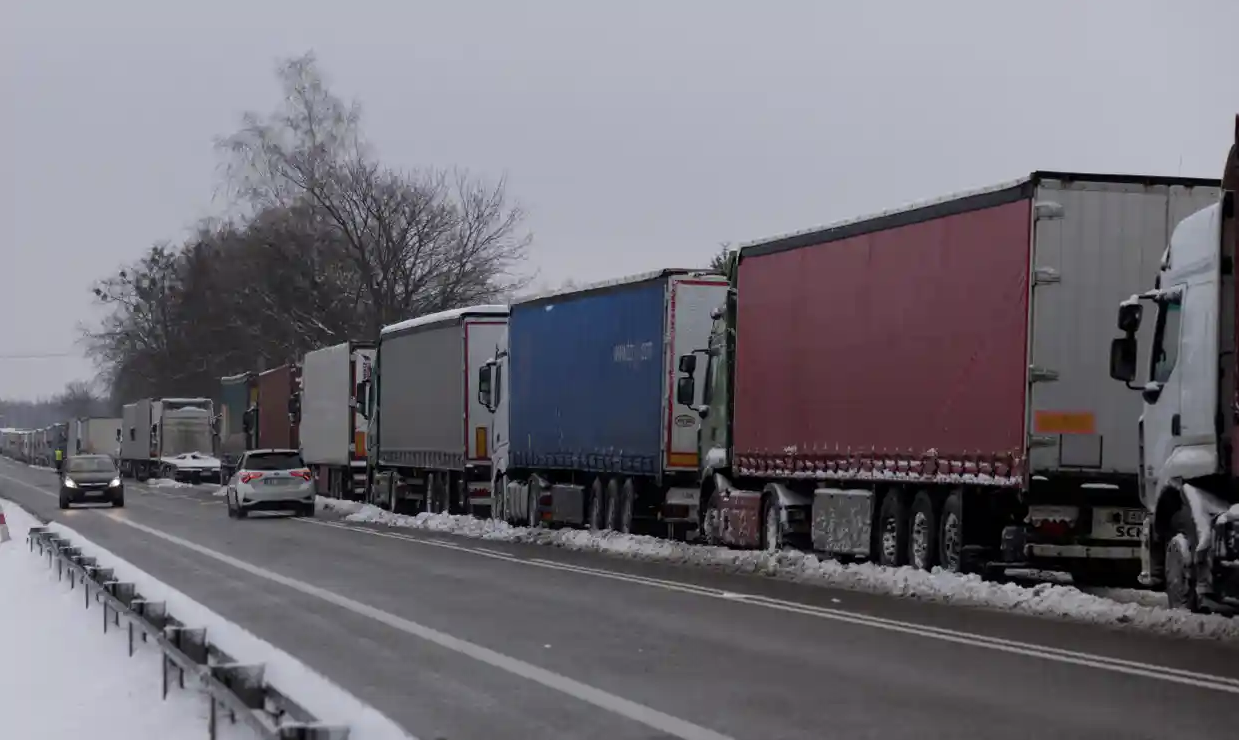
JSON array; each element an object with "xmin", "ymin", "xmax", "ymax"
[
  {"xmin": 0, "ymin": 498, "xmax": 410, "ymax": 740},
  {"xmin": 318, "ymin": 496, "xmax": 1239, "ymax": 644}
]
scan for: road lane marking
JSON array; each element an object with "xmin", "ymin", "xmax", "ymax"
[
  {"xmin": 5, "ymin": 464, "xmax": 1237, "ymax": 695},
  {"xmin": 90, "ymin": 510, "xmax": 727, "ymax": 739},
  {"xmin": 299, "ymin": 517, "xmax": 1240, "ymax": 694}
]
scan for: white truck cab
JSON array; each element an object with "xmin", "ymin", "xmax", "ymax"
[{"xmin": 1109, "ymin": 119, "xmax": 1238, "ymax": 614}]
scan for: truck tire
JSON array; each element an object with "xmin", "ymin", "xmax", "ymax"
[
  {"xmin": 1164, "ymin": 510, "xmax": 1201, "ymax": 613},
  {"xmin": 908, "ymin": 491, "xmax": 939, "ymax": 571},
  {"xmin": 938, "ymin": 492, "xmax": 964, "ymax": 572},
  {"xmin": 605, "ymin": 479, "xmax": 621, "ymax": 532},
  {"xmin": 762, "ymin": 498, "xmax": 782, "ymax": 552},
  {"xmin": 588, "ymin": 479, "xmax": 605, "ymax": 530},
  {"xmin": 877, "ymin": 489, "xmax": 909, "ymax": 567},
  {"xmin": 619, "ymin": 480, "xmax": 636, "ymax": 534}
]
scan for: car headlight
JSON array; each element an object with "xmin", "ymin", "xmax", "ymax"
[
  {"xmin": 109, "ymin": 477, "xmax": 122, "ymax": 488},
  {"xmin": 63, "ymin": 477, "xmax": 76, "ymax": 488}
]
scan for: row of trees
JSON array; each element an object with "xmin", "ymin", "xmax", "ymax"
[
  {"xmin": 0, "ymin": 381, "xmax": 111, "ymax": 429},
  {"xmin": 85, "ymin": 53, "xmax": 532, "ymax": 404}
]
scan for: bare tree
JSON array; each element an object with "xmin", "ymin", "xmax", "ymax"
[
  {"xmin": 709, "ymin": 241, "xmax": 735, "ymax": 275},
  {"xmin": 217, "ymin": 52, "xmax": 532, "ymax": 337}
]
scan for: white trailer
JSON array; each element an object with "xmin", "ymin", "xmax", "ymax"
[
  {"xmin": 120, "ymin": 398, "xmax": 217, "ymax": 481},
  {"xmin": 68, "ymin": 417, "xmax": 122, "ymax": 458},
  {"xmin": 300, "ymin": 341, "xmax": 376, "ymax": 500}
]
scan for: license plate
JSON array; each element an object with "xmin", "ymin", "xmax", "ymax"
[
  {"xmin": 1091, "ymin": 508, "xmax": 1146, "ymax": 540},
  {"xmin": 85, "ymin": 490, "xmax": 104, "ymax": 497},
  {"xmin": 263, "ymin": 478, "xmax": 288, "ymax": 486}
]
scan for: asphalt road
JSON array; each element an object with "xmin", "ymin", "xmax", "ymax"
[{"xmin": 1, "ymin": 458, "xmax": 1236, "ymax": 739}]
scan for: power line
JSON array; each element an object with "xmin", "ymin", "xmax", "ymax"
[{"xmin": 0, "ymin": 352, "xmax": 81, "ymax": 360}]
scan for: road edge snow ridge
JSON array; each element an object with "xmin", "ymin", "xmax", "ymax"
[
  {"xmin": 318, "ymin": 497, "xmax": 1238, "ymax": 644},
  {"xmin": 1, "ymin": 498, "xmax": 413, "ymax": 739}
]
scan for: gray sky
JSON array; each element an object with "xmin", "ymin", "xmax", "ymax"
[{"xmin": 1, "ymin": 0, "xmax": 1236, "ymax": 400}]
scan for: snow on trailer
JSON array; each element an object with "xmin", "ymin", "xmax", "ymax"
[{"xmin": 684, "ymin": 170, "xmax": 1222, "ymax": 587}]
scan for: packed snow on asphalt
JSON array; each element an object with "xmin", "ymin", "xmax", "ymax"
[
  {"xmin": 0, "ymin": 498, "xmax": 410, "ymax": 739},
  {"xmin": 317, "ymin": 496, "xmax": 1239, "ymax": 644}
]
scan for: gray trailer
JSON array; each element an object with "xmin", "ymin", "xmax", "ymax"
[
  {"xmin": 120, "ymin": 398, "xmax": 217, "ymax": 481},
  {"xmin": 367, "ymin": 305, "xmax": 508, "ymax": 516}
]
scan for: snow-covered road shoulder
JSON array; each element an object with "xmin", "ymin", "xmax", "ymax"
[
  {"xmin": 0, "ymin": 499, "xmax": 236, "ymax": 739},
  {"xmin": 42, "ymin": 514, "xmax": 411, "ymax": 739},
  {"xmin": 318, "ymin": 498, "xmax": 1239, "ymax": 644}
]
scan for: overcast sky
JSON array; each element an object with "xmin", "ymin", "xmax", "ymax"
[{"xmin": 1, "ymin": 0, "xmax": 1236, "ymax": 400}]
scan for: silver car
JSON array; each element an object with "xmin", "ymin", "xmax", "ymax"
[{"xmin": 225, "ymin": 449, "xmax": 315, "ymax": 518}]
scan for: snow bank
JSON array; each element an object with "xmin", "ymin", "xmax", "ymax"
[
  {"xmin": 147, "ymin": 478, "xmax": 197, "ymax": 489},
  {"xmin": 0, "ymin": 499, "xmax": 243, "ymax": 739},
  {"xmin": 41, "ymin": 518, "xmax": 410, "ymax": 739},
  {"xmin": 332, "ymin": 502, "xmax": 1238, "ymax": 643}
]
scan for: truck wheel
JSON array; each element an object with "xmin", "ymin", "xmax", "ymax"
[
  {"xmin": 619, "ymin": 480, "xmax": 636, "ymax": 534},
  {"xmin": 877, "ymin": 489, "xmax": 909, "ymax": 567},
  {"xmin": 1164, "ymin": 511, "xmax": 1201, "ymax": 613},
  {"xmin": 494, "ymin": 477, "xmax": 507, "ymax": 523},
  {"xmin": 588, "ymin": 479, "xmax": 605, "ymax": 530},
  {"xmin": 527, "ymin": 483, "xmax": 541, "ymax": 527},
  {"xmin": 908, "ymin": 491, "xmax": 939, "ymax": 571},
  {"xmin": 605, "ymin": 479, "xmax": 621, "ymax": 532},
  {"xmin": 938, "ymin": 492, "xmax": 964, "ymax": 572},
  {"xmin": 762, "ymin": 498, "xmax": 783, "ymax": 551}
]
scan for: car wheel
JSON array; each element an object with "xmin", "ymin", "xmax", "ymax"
[
  {"xmin": 301, "ymin": 502, "xmax": 315, "ymax": 518},
  {"xmin": 112, "ymin": 497, "xmax": 124, "ymax": 508},
  {"xmin": 58, "ymin": 494, "xmax": 69, "ymax": 510}
]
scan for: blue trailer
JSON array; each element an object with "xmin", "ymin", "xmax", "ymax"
[{"xmin": 478, "ymin": 269, "xmax": 728, "ymax": 536}]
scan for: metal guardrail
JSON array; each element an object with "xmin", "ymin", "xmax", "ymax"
[{"xmin": 25, "ymin": 525, "xmax": 350, "ymax": 740}]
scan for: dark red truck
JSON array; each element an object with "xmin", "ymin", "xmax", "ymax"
[
  {"xmin": 674, "ymin": 171, "xmax": 1221, "ymax": 585},
  {"xmin": 256, "ymin": 364, "xmax": 301, "ymax": 452}
]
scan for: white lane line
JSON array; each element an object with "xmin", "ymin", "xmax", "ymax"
[
  {"xmin": 299, "ymin": 517, "xmax": 1239, "ymax": 694},
  {"xmin": 93, "ymin": 511, "xmax": 727, "ymax": 740}
]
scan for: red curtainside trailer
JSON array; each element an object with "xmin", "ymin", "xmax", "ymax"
[
  {"xmin": 677, "ymin": 172, "xmax": 1221, "ymax": 585},
  {"xmin": 256, "ymin": 364, "xmax": 300, "ymax": 452},
  {"xmin": 733, "ymin": 196, "xmax": 1031, "ymax": 478}
]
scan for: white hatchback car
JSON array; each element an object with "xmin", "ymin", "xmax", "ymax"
[{"xmin": 225, "ymin": 449, "xmax": 316, "ymax": 518}]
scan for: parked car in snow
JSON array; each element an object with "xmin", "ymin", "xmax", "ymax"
[
  {"xmin": 225, "ymin": 449, "xmax": 316, "ymax": 519},
  {"xmin": 59, "ymin": 454, "xmax": 124, "ymax": 509}
]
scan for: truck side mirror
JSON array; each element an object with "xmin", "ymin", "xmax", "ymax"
[
  {"xmin": 1117, "ymin": 302, "xmax": 1143, "ymax": 334},
  {"xmin": 1109, "ymin": 336, "xmax": 1138, "ymax": 383},
  {"xmin": 676, "ymin": 376, "xmax": 696, "ymax": 407},
  {"xmin": 678, "ymin": 354, "xmax": 697, "ymax": 375},
  {"xmin": 478, "ymin": 364, "xmax": 494, "ymax": 410}
]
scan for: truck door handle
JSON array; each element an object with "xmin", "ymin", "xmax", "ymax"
[{"xmin": 1171, "ymin": 414, "xmax": 1181, "ymax": 436}]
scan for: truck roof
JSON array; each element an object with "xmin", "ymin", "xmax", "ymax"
[
  {"xmin": 380, "ymin": 304, "xmax": 509, "ymax": 337},
  {"xmin": 513, "ymin": 268, "xmax": 722, "ymax": 307},
  {"xmin": 740, "ymin": 170, "xmax": 1222, "ymax": 259}
]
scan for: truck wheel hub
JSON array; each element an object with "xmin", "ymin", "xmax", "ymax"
[{"xmin": 911, "ymin": 512, "xmax": 930, "ymax": 569}]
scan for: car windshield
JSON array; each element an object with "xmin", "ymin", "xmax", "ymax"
[
  {"xmin": 244, "ymin": 452, "xmax": 304, "ymax": 471},
  {"xmin": 67, "ymin": 456, "xmax": 116, "ymax": 473}
]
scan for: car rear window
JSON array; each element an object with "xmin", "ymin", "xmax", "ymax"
[{"xmin": 244, "ymin": 452, "xmax": 304, "ymax": 471}]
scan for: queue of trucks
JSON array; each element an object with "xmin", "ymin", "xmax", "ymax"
[{"xmin": 2, "ymin": 123, "xmax": 1233, "ymax": 613}]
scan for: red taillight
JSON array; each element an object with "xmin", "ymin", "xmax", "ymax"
[
  {"xmin": 290, "ymin": 469, "xmax": 312, "ymax": 481},
  {"xmin": 240, "ymin": 471, "xmax": 263, "ymax": 484}
]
